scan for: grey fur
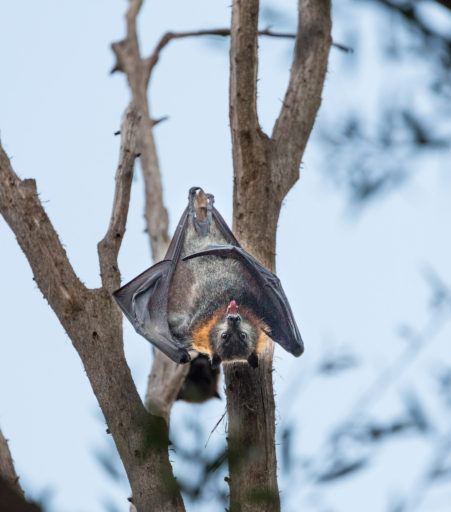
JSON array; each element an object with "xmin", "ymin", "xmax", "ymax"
[{"xmin": 168, "ymin": 222, "xmax": 260, "ymax": 360}]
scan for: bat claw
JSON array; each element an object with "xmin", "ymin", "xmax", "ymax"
[{"xmin": 247, "ymin": 352, "xmax": 259, "ymax": 368}]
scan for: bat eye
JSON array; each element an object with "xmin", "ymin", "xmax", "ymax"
[
  {"xmin": 221, "ymin": 332, "xmax": 228, "ymax": 340},
  {"xmin": 239, "ymin": 332, "xmax": 247, "ymax": 341}
]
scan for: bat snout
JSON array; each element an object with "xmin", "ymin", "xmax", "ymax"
[{"xmin": 227, "ymin": 314, "xmax": 241, "ymax": 325}]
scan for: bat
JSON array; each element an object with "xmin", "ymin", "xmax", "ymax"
[
  {"xmin": 176, "ymin": 353, "xmax": 221, "ymax": 403},
  {"xmin": 113, "ymin": 187, "xmax": 303, "ymax": 371}
]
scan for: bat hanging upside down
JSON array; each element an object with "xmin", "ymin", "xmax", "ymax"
[{"xmin": 113, "ymin": 187, "xmax": 303, "ymax": 374}]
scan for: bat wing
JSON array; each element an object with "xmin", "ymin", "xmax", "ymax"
[
  {"xmin": 183, "ymin": 245, "xmax": 304, "ymax": 357},
  {"xmin": 113, "ymin": 205, "xmax": 193, "ymax": 364}
]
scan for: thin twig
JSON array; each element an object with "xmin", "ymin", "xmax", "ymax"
[
  {"xmin": 205, "ymin": 410, "xmax": 227, "ymax": 448},
  {"xmin": 145, "ymin": 28, "xmax": 350, "ymax": 74}
]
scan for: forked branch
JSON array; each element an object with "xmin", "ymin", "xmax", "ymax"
[{"xmin": 226, "ymin": 1, "xmax": 332, "ymax": 511}]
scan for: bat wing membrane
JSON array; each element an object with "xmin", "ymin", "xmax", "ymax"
[{"xmin": 113, "ymin": 206, "xmax": 192, "ymax": 364}]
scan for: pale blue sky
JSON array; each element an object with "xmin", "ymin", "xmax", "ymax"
[{"xmin": 1, "ymin": 1, "xmax": 450, "ymax": 511}]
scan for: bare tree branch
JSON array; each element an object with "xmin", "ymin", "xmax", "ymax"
[
  {"xmin": 139, "ymin": 119, "xmax": 170, "ymax": 263},
  {"xmin": 437, "ymin": 0, "xmax": 451, "ymax": 10},
  {"xmin": 111, "ymin": 0, "xmax": 170, "ymax": 263},
  {"xmin": 0, "ymin": 430, "xmax": 43, "ymax": 511},
  {"xmin": 144, "ymin": 28, "xmax": 349, "ymax": 74},
  {"xmin": 0, "ymin": 78, "xmax": 184, "ymax": 507},
  {"xmin": 0, "ymin": 142, "xmax": 86, "ymax": 318},
  {"xmin": 272, "ymin": 0, "xmax": 332, "ymax": 196},
  {"xmin": 229, "ymin": 0, "xmax": 275, "ymax": 268},
  {"xmin": 0, "ymin": 429, "xmax": 23, "ymax": 496},
  {"xmin": 98, "ymin": 106, "xmax": 141, "ymax": 293},
  {"xmin": 230, "ymin": 0, "xmax": 261, "ymax": 145},
  {"xmin": 145, "ymin": 355, "xmax": 190, "ymax": 421}
]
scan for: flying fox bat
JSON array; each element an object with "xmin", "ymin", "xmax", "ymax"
[{"xmin": 113, "ymin": 187, "xmax": 303, "ymax": 370}]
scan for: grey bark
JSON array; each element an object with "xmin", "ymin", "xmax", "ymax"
[{"xmin": 226, "ymin": 1, "xmax": 332, "ymax": 510}]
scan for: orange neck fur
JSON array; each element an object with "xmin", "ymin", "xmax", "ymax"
[{"xmin": 191, "ymin": 306, "xmax": 270, "ymax": 356}]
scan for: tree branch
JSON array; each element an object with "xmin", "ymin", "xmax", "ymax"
[
  {"xmin": 0, "ymin": 430, "xmax": 43, "ymax": 512},
  {"xmin": 436, "ymin": 0, "xmax": 451, "ymax": 10},
  {"xmin": 111, "ymin": 0, "xmax": 170, "ymax": 262},
  {"xmin": 0, "ymin": 142, "xmax": 86, "ymax": 319},
  {"xmin": 272, "ymin": 0, "xmax": 332, "ymax": 196},
  {"xmin": 230, "ymin": 0, "xmax": 261, "ymax": 138},
  {"xmin": 144, "ymin": 28, "xmax": 349, "ymax": 74},
  {"xmin": 145, "ymin": 355, "xmax": 190, "ymax": 420},
  {"xmin": 98, "ymin": 106, "xmax": 141, "ymax": 293},
  {"xmin": 0, "ymin": 429, "xmax": 23, "ymax": 497}
]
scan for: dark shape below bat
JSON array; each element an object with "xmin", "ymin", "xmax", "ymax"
[{"xmin": 113, "ymin": 187, "xmax": 303, "ymax": 372}]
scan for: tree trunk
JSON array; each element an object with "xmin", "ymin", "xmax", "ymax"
[{"xmin": 226, "ymin": 1, "xmax": 332, "ymax": 510}]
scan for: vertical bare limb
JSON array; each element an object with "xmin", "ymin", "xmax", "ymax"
[
  {"xmin": 112, "ymin": 0, "xmax": 170, "ymax": 262},
  {"xmin": 226, "ymin": 0, "xmax": 332, "ymax": 510},
  {"xmin": 229, "ymin": 0, "xmax": 260, "ymax": 142},
  {"xmin": 229, "ymin": 0, "xmax": 275, "ymax": 270},
  {"xmin": 98, "ymin": 106, "xmax": 141, "ymax": 293},
  {"xmin": 226, "ymin": 2, "xmax": 280, "ymax": 510},
  {"xmin": 272, "ymin": 0, "xmax": 332, "ymax": 195},
  {"xmin": 112, "ymin": 0, "xmax": 189, "ymax": 424}
]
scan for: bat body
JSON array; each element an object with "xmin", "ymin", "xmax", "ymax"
[
  {"xmin": 167, "ymin": 215, "xmax": 270, "ymax": 367},
  {"xmin": 113, "ymin": 188, "xmax": 303, "ymax": 371}
]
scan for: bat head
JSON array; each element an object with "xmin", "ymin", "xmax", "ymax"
[{"xmin": 210, "ymin": 300, "xmax": 266, "ymax": 362}]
